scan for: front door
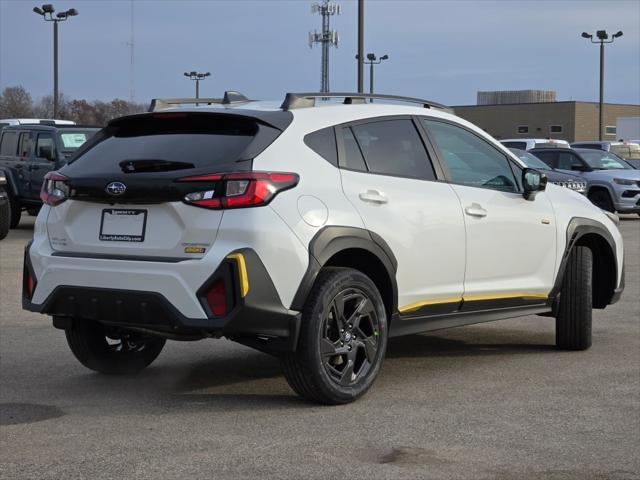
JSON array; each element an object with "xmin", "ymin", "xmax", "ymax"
[
  {"xmin": 422, "ymin": 118, "xmax": 557, "ymax": 309},
  {"xmin": 337, "ymin": 117, "xmax": 466, "ymax": 315}
]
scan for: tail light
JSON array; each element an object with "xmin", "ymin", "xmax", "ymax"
[
  {"xmin": 23, "ymin": 262, "xmax": 37, "ymax": 301},
  {"xmin": 205, "ymin": 279, "xmax": 227, "ymax": 316},
  {"xmin": 177, "ymin": 172, "xmax": 299, "ymax": 210},
  {"xmin": 41, "ymin": 172, "xmax": 70, "ymax": 206}
]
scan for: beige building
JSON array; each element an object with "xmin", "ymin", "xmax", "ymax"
[{"xmin": 453, "ymin": 101, "xmax": 640, "ymax": 142}]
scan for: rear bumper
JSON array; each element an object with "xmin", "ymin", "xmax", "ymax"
[{"xmin": 23, "ymin": 243, "xmax": 301, "ymax": 352}]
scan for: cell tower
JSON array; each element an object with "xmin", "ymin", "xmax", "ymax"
[
  {"xmin": 309, "ymin": 1, "xmax": 340, "ymax": 93},
  {"xmin": 126, "ymin": 0, "xmax": 135, "ymax": 103}
]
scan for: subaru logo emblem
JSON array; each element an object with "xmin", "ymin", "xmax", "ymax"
[{"xmin": 105, "ymin": 182, "xmax": 126, "ymax": 196}]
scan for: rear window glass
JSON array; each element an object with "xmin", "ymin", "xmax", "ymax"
[
  {"xmin": 58, "ymin": 131, "xmax": 95, "ymax": 150},
  {"xmin": 0, "ymin": 131, "xmax": 18, "ymax": 156},
  {"xmin": 69, "ymin": 114, "xmax": 260, "ymax": 172},
  {"xmin": 501, "ymin": 141, "xmax": 527, "ymax": 150},
  {"xmin": 304, "ymin": 127, "xmax": 337, "ymax": 166}
]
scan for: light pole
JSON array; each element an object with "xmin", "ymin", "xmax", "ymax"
[
  {"xmin": 357, "ymin": 0, "xmax": 364, "ymax": 93},
  {"xmin": 183, "ymin": 71, "xmax": 211, "ymax": 101},
  {"xmin": 33, "ymin": 4, "xmax": 79, "ymax": 119},
  {"xmin": 356, "ymin": 53, "xmax": 388, "ymax": 102},
  {"xmin": 581, "ymin": 30, "xmax": 623, "ymax": 141}
]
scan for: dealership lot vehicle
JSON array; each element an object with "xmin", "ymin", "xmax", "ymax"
[
  {"xmin": 531, "ymin": 147, "xmax": 640, "ymax": 214},
  {"xmin": 499, "ymin": 138, "xmax": 570, "ymax": 150},
  {"xmin": 571, "ymin": 140, "xmax": 640, "ymax": 161},
  {"xmin": 508, "ymin": 148, "xmax": 586, "ymax": 194},
  {"xmin": 0, "ymin": 124, "xmax": 99, "ymax": 228},
  {"xmin": 0, "ymin": 118, "xmax": 75, "ymax": 129},
  {"xmin": 23, "ymin": 92, "xmax": 624, "ymax": 404},
  {"xmin": 0, "ymin": 172, "xmax": 9, "ymax": 239}
]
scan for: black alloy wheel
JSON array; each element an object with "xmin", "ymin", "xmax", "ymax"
[{"xmin": 320, "ymin": 288, "xmax": 381, "ymax": 387}]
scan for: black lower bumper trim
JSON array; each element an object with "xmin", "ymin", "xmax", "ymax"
[{"xmin": 23, "ymin": 246, "xmax": 301, "ymax": 353}]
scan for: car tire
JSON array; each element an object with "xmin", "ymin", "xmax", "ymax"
[
  {"xmin": 556, "ymin": 246, "xmax": 593, "ymax": 351},
  {"xmin": 0, "ymin": 189, "xmax": 10, "ymax": 240},
  {"xmin": 65, "ymin": 318, "xmax": 166, "ymax": 374},
  {"xmin": 588, "ymin": 189, "xmax": 614, "ymax": 213},
  {"xmin": 281, "ymin": 267, "xmax": 388, "ymax": 405},
  {"xmin": 8, "ymin": 192, "xmax": 21, "ymax": 229}
]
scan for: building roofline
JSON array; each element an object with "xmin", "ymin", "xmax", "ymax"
[{"xmin": 453, "ymin": 101, "xmax": 640, "ymax": 108}]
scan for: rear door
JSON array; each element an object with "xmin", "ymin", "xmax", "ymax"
[
  {"xmin": 338, "ymin": 116, "xmax": 466, "ymax": 314},
  {"xmin": 422, "ymin": 118, "xmax": 556, "ymax": 307},
  {"xmin": 46, "ymin": 112, "xmax": 281, "ymax": 259},
  {"xmin": 29, "ymin": 131, "xmax": 56, "ymax": 198}
]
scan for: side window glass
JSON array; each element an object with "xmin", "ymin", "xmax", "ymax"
[
  {"xmin": 423, "ymin": 119, "xmax": 518, "ymax": 192},
  {"xmin": 304, "ymin": 127, "xmax": 337, "ymax": 166},
  {"xmin": 18, "ymin": 133, "xmax": 33, "ymax": 158},
  {"xmin": 340, "ymin": 127, "xmax": 367, "ymax": 172},
  {"xmin": 531, "ymin": 151, "xmax": 557, "ymax": 169},
  {"xmin": 36, "ymin": 133, "xmax": 55, "ymax": 160},
  {"xmin": 351, "ymin": 119, "xmax": 435, "ymax": 180},
  {"xmin": 558, "ymin": 152, "xmax": 583, "ymax": 171},
  {"xmin": 0, "ymin": 131, "xmax": 18, "ymax": 156}
]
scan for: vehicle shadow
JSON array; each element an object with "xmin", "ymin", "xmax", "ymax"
[
  {"xmin": 386, "ymin": 330, "xmax": 556, "ymax": 359},
  {"xmin": 48, "ymin": 328, "xmax": 557, "ymax": 412}
]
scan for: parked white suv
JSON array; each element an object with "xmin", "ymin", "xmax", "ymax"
[{"xmin": 23, "ymin": 92, "xmax": 625, "ymax": 404}]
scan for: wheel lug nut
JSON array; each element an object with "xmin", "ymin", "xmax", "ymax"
[{"xmin": 341, "ymin": 341, "xmax": 344, "ymax": 346}]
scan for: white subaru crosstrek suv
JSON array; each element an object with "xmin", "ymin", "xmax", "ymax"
[{"xmin": 23, "ymin": 92, "xmax": 624, "ymax": 404}]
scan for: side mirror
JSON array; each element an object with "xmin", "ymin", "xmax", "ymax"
[{"xmin": 522, "ymin": 168, "xmax": 547, "ymax": 200}]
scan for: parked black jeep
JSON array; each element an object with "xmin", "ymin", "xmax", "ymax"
[{"xmin": 0, "ymin": 124, "xmax": 99, "ymax": 228}]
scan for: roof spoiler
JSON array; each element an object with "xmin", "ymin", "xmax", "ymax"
[
  {"xmin": 280, "ymin": 92, "xmax": 452, "ymax": 113},
  {"xmin": 148, "ymin": 91, "xmax": 251, "ymax": 112}
]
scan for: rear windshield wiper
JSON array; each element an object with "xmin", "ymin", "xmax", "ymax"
[{"xmin": 119, "ymin": 159, "xmax": 195, "ymax": 173}]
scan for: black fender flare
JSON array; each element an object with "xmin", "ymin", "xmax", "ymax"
[
  {"xmin": 290, "ymin": 226, "xmax": 398, "ymax": 314},
  {"xmin": 548, "ymin": 216, "xmax": 620, "ymax": 310}
]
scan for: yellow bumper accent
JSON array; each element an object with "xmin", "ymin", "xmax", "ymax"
[{"xmin": 226, "ymin": 253, "xmax": 249, "ymax": 298}]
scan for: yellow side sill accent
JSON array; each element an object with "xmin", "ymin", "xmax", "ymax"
[
  {"xmin": 399, "ymin": 297, "xmax": 462, "ymax": 314},
  {"xmin": 226, "ymin": 253, "xmax": 249, "ymax": 298},
  {"xmin": 399, "ymin": 293, "xmax": 549, "ymax": 314}
]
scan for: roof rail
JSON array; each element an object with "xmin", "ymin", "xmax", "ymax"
[
  {"xmin": 280, "ymin": 92, "xmax": 451, "ymax": 112},
  {"xmin": 148, "ymin": 91, "xmax": 251, "ymax": 112}
]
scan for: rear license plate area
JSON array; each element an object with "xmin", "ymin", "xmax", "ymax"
[{"xmin": 99, "ymin": 209, "xmax": 147, "ymax": 242}]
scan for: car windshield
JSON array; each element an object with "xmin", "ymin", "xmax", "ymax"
[
  {"xmin": 579, "ymin": 150, "xmax": 633, "ymax": 170},
  {"xmin": 57, "ymin": 130, "xmax": 98, "ymax": 151},
  {"xmin": 509, "ymin": 148, "xmax": 550, "ymax": 169}
]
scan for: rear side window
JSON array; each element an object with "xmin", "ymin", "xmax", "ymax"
[
  {"xmin": 0, "ymin": 131, "xmax": 18, "ymax": 156},
  {"xmin": 68, "ymin": 114, "xmax": 269, "ymax": 174},
  {"xmin": 304, "ymin": 127, "xmax": 337, "ymax": 166},
  {"xmin": 350, "ymin": 119, "xmax": 435, "ymax": 180},
  {"xmin": 341, "ymin": 127, "xmax": 367, "ymax": 172},
  {"xmin": 531, "ymin": 151, "xmax": 558, "ymax": 168}
]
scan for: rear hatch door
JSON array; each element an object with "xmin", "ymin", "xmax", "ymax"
[{"xmin": 47, "ymin": 111, "xmax": 286, "ymax": 259}]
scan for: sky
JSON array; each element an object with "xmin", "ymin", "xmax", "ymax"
[{"xmin": 1, "ymin": 0, "xmax": 639, "ymax": 107}]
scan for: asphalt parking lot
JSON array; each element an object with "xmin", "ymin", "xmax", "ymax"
[{"xmin": 1, "ymin": 216, "xmax": 638, "ymax": 480}]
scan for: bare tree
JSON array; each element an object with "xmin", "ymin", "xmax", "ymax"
[
  {"xmin": 33, "ymin": 93, "xmax": 71, "ymax": 120},
  {"xmin": 0, "ymin": 86, "xmax": 34, "ymax": 117}
]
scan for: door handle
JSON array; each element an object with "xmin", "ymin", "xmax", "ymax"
[
  {"xmin": 464, "ymin": 203, "xmax": 487, "ymax": 217},
  {"xmin": 359, "ymin": 190, "xmax": 388, "ymax": 204}
]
